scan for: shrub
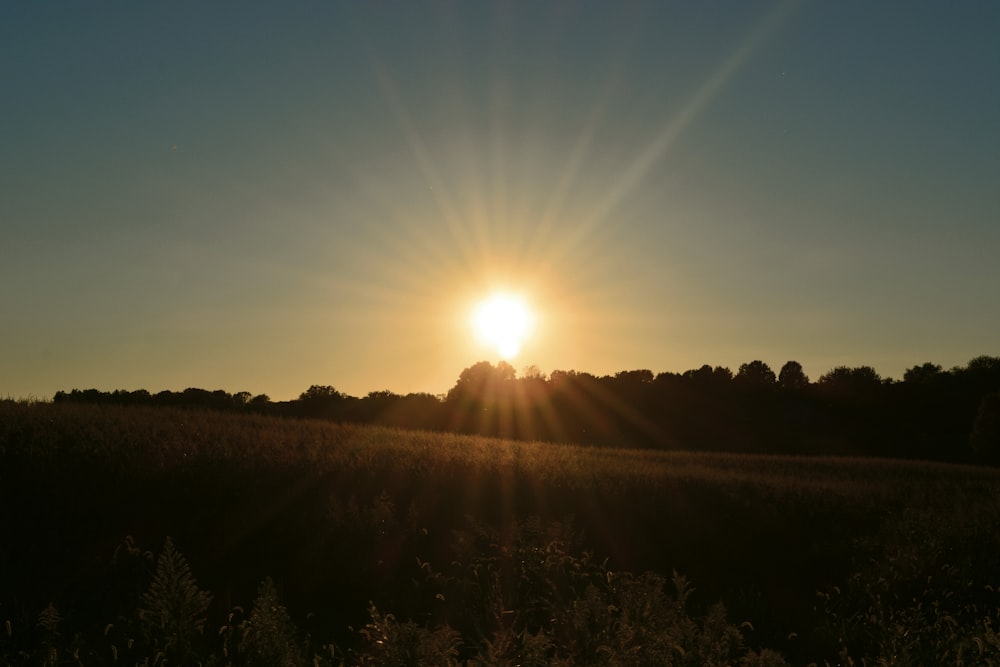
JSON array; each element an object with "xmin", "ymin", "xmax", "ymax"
[
  {"xmin": 238, "ymin": 577, "xmax": 305, "ymax": 667},
  {"xmin": 138, "ymin": 537, "xmax": 212, "ymax": 663}
]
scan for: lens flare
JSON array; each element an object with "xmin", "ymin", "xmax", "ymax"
[{"xmin": 472, "ymin": 293, "xmax": 533, "ymax": 360}]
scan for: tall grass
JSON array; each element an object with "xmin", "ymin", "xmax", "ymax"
[{"xmin": 2, "ymin": 400, "xmax": 1000, "ymax": 663}]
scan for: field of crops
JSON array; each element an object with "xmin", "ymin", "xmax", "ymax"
[{"xmin": 2, "ymin": 399, "xmax": 1000, "ymax": 664}]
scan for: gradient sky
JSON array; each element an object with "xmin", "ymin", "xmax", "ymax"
[{"xmin": 3, "ymin": 1, "xmax": 998, "ymax": 401}]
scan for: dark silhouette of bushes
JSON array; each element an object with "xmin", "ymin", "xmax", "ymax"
[
  {"xmin": 51, "ymin": 354, "xmax": 1000, "ymax": 463},
  {"xmin": 0, "ymin": 528, "xmax": 800, "ymax": 666}
]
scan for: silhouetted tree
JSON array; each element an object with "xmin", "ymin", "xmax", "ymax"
[
  {"xmin": 662, "ymin": 366, "xmax": 741, "ymax": 450},
  {"xmin": 903, "ymin": 362, "xmax": 944, "ymax": 384},
  {"xmin": 446, "ymin": 361, "xmax": 516, "ymax": 403},
  {"xmin": 446, "ymin": 361, "xmax": 518, "ymax": 436},
  {"xmin": 683, "ymin": 365, "xmax": 732, "ymax": 386},
  {"xmin": 817, "ymin": 366, "xmax": 883, "ymax": 395},
  {"xmin": 299, "ymin": 385, "xmax": 341, "ymax": 401},
  {"xmin": 970, "ymin": 391, "xmax": 1000, "ymax": 465},
  {"xmin": 965, "ymin": 355, "xmax": 1000, "ymax": 375},
  {"xmin": 778, "ymin": 361, "xmax": 809, "ymax": 390},
  {"xmin": 773, "ymin": 362, "xmax": 814, "ymax": 450},
  {"xmin": 545, "ymin": 370, "xmax": 626, "ymax": 447},
  {"xmin": 249, "ymin": 394, "xmax": 271, "ymax": 408},
  {"xmin": 712, "ymin": 365, "xmax": 734, "ymax": 383},
  {"xmin": 296, "ymin": 385, "xmax": 346, "ymax": 419},
  {"xmin": 814, "ymin": 366, "xmax": 889, "ymax": 455},
  {"xmin": 957, "ymin": 356, "xmax": 1000, "ymax": 403},
  {"xmin": 683, "ymin": 365, "xmax": 714, "ymax": 385},
  {"xmin": 892, "ymin": 363, "xmax": 958, "ymax": 459},
  {"xmin": 736, "ymin": 361, "xmax": 777, "ymax": 386},
  {"xmin": 353, "ymin": 390, "xmax": 402, "ymax": 424},
  {"xmin": 614, "ymin": 369, "xmax": 654, "ymax": 385}
]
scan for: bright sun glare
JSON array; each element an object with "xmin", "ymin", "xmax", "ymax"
[{"xmin": 472, "ymin": 293, "xmax": 533, "ymax": 360}]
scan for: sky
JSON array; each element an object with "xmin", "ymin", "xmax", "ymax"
[{"xmin": 2, "ymin": 1, "xmax": 998, "ymax": 401}]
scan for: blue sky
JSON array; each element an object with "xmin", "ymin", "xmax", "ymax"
[{"xmin": 2, "ymin": 1, "xmax": 998, "ymax": 400}]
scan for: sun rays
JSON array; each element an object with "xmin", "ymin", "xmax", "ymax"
[{"xmin": 335, "ymin": 2, "xmax": 798, "ymax": 393}]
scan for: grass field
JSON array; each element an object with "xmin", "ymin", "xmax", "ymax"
[{"xmin": 2, "ymin": 400, "xmax": 1000, "ymax": 664}]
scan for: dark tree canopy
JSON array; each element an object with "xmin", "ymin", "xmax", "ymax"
[
  {"xmin": 682, "ymin": 365, "xmax": 734, "ymax": 387},
  {"xmin": 965, "ymin": 355, "xmax": 1000, "ymax": 375},
  {"xmin": 50, "ymin": 353, "xmax": 1000, "ymax": 464},
  {"xmin": 299, "ymin": 385, "xmax": 343, "ymax": 402},
  {"xmin": 817, "ymin": 366, "xmax": 883, "ymax": 393},
  {"xmin": 903, "ymin": 362, "xmax": 944, "ymax": 384},
  {"xmin": 736, "ymin": 360, "xmax": 777, "ymax": 386},
  {"xmin": 446, "ymin": 361, "xmax": 516, "ymax": 404},
  {"xmin": 970, "ymin": 392, "xmax": 1000, "ymax": 465},
  {"xmin": 778, "ymin": 361, "xmax": 809, "ymax": 390}
]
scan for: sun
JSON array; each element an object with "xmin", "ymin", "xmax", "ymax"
[{"xmin": 471, "ymin": 293, "xmax": 534, "ymax": 360}]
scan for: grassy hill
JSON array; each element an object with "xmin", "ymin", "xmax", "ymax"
[{"xmin": 2, "ymin": 400, "xmax": 1000, "ymax": 664}]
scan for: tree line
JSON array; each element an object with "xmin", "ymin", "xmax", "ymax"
[{"xmin": 53, "ymin": 355, "xmax": 1000, "ymax": 464}]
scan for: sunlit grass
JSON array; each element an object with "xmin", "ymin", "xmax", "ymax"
[{"xmin": 4, "ymin": 399, "xmax": 998, "ymax": 524}]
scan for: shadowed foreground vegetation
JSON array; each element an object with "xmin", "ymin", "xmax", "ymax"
[{"xmin": 3, "ymin": 400, "xmax": 1000, "ymax": 664}]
